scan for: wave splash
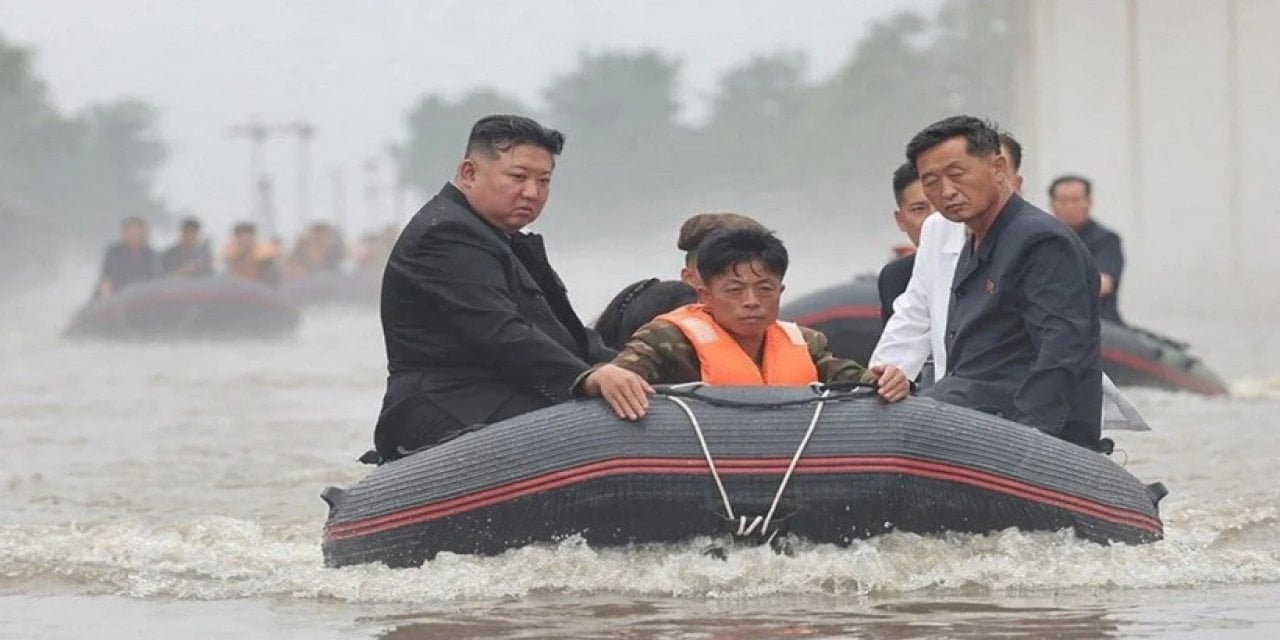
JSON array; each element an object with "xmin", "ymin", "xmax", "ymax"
[{"xmin": 2, "ymin": 503, "xmax": 1277, "ymax": 603}]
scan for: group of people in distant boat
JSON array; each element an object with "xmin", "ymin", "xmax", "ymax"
[
  {"xmin": 368, "ymin": 113, "xmax": 1130, "ymax": 463},
  {"xmin": 93, "ymin": 217, "xmax": 399, "ymax": 299}
]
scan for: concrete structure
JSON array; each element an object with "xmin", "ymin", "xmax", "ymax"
[{"xmin": 1014, "ymin": 0, "xmax": 1280, "ymax": 315}]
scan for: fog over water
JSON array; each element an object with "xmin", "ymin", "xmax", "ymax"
[{"xmin": 2, "ymin": 1, "xmax": 1280, "ymax": 638}]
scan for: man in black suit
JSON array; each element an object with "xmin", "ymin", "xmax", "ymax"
[
  {"xmin": 1049, "ymin": 174, "xmax": 1126, "ymax": 324},
  {"xmin": 876, "ymin": 162, "xmax": 932, "ymax": 324},
  {"xmin": 375, "ymin": 115, "xmax": 620, "ymax": 460},
  {"xmin": 907, "ymin": 116, "xmax": 1104, "ymax": 451}
]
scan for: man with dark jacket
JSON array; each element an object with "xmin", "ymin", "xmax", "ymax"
[
  {"xmin": 877, "ymin": 162, "xmax": 931, "ymax": 324},
  {"xmin": 1049, "ymin": 174, "xmax": 1126, "ymax": 324},
  {"xmin": 375, "ymin": 115, "xmax": 617, "ymax": 460},
  {"xmin": 907, "ymin": 116, "xmax": 1104, "ymax": 451},
  {"xmin": 161, "ymin": 217, "xmax": 214, "ymax": 278},
  {"xmin": 96, "ymin": 217, "xmax": 159, "ymax": 298}
]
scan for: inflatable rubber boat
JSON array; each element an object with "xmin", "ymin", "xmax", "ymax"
[
  {"xmin": 281, "ymin": 271, "xmax": 380, "ymax": 308},
  {"xmin": 321, "ymin": 386, "xmax": 1165, "ymax": 568},
  {"xmin": 782, "ymin": 277, "xmax": 1228, "ymax": 396},
  {"xmin": 64, "ymin": 276, "xmax": 300, "ymax": 340}
]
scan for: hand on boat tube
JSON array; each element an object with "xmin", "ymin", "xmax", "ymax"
[
  {"xmin": 869, "ymin": 364, "xmax": 911, "ymax": 403},
  {"xmin": 582, "ymin": 364, "xmax": 655, "ymax": 421}
]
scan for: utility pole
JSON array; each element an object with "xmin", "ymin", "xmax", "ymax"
[
  {"xmin": 227, "ymin": 122, "xmax": 276, "ymax": 235},
  {"xmin": 330, "ymin": 167, "xmax": 348, "ymax": 235},
  {"xmin": 276, "ymin": 121, "xmax": 316, "ymax": 230},
  {"xmin": 387, "ymin": 144, "xmax": 405, "ymax": 225},
  {"xmin": 363, "ymin": 157, "xmax": 382, "ymax": 233}
]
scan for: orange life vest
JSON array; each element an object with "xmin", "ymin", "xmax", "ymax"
[{"xmin": 657, "ymin": 304, "xmax": 818, "ymax": 386}]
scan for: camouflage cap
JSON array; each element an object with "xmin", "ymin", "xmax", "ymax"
[{"xmin": 677, "ymin": 212, "xmax": 766, "ymax": 253}]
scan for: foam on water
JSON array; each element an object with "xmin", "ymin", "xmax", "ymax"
[{"xmin": 2, "ymin": 499, "xmax": 1277, "ymax": 603}]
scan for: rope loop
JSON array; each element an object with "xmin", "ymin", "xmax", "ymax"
[{"xmin": 664, "ymin": 388, "xmax": 832, "ymax": 543}]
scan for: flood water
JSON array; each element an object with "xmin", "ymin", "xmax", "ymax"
[{"xmin": 2, "ymin": 277, "xmax": 1278, "ymax": 639}]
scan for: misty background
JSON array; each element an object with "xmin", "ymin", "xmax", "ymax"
[{"xmin": 2, "ymin": 0, "xmax": 1277, "ymax": 328}]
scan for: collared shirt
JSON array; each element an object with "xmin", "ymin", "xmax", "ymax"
[
  {"xmin": 928, "ymin": 194, "xmax": 1103, "ymax": 450},
  {"xmin": 870, "ymin": 212, "xmax": 966, "ymax": 381}
]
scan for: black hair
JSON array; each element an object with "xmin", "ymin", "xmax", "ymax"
[
  {"xmin": 905, "ymin": 115, "xmax": 1002, "ymax": 167},
  {"xmin": 999, "ymin": 132, "xmax": 1023, "ymax": 171},
  {"xmin": 1048, "ymin": 174, "xmax": 1092, "ymax": 198},
  {"xmin": 233, "ymin": 222, "xmax": 257, "ymax": 234},
  {"xmin": 180, "ymin": 216, "xmax": 201, "ymax": 231},
  {"xmin": 465, "ymin": 115, "xmax": 565, "ymax": 159},
  {"xmin": 696, "ymin": 227, "xmax": 788, "ymax": 285},
  {"xmin": 891, "ymin": 161, "xmax": 919, "ymax": 206}
]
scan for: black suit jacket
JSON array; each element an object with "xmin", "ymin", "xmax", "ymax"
[
  {"xmin": 927, "ymin": 194, "xmax": 1103, "ymax": 450},
  {"xmin": 877, "ymin": 253, "xmax": 915, "ymax": 325},
  {"xmin": 379, "ymin": 183, "xmax": 613, "ymax": 429}
]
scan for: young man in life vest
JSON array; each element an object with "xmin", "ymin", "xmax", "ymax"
[{"xmin": 576, "ymin": 227, "xmax": 912, "ymax": 420}]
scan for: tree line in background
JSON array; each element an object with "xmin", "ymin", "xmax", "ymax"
[
  {"xmin": 0, "ymin": 0, "xmax": 1014, "ymax": 292},
  {"xmin": 0, "ymin": 32, "xmax": 170, "ymax": 290},
  {"xmin": 395, "ymin": 0, "xmax": 1016, "ymax": 242}
]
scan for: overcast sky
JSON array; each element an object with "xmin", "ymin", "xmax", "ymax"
[{"xmin": 0, "ymin": 0, "xmax": 936, "ymax": 238}]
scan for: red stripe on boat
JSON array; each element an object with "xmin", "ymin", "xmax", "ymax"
[
  {"xmin": 1101, "ymin": 346, "xmax": 1227, "ymax": 396},
  {"xmin": 324, "ymin": 455, "xmax": 1162, "ymax": 542},
  {"xmin": 790, "ymin": 305, "xmax": 882, "ymax": 326}
]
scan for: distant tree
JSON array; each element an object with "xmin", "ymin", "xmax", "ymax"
[
  {"xmin": 931, "ymin": 0, "xmax": 1016, "ymax": 118},
  {"xmin": 53, "ymin": 100, "xmax": 170, "ymax": 241},
  {"xmin": 1, "ymin": 32, "xmax": 172, "ymax": 275},
  {"xmin": 398, "ymin": 89, "xmax": 529, "ymax": 198},
  {"xmin": 697, "ymin": 52, "xmax": 811, "ymax": 190},
  {"xmin": 0, "ymin": 34, "xmax": 75, "ymax": 205},
  {"xmin": 541, "ymin": 50, "xmax": 689, "ymax": 218}
]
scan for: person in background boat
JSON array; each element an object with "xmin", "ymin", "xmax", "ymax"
[
  {"xmin": 1049, "ymin": 174, "xmax": 1126, "ymax": 324},
  {"xmin": 577, "ymin": 227, "xmax": 911, "ymax": 420},
  {"xmin": 95, "ymin": 217, "xmax": 159, "ymax": 299},
  {"xmin": 286, "ymin": 222, "xmax": 346, "ymax": 277},
  {"xmin": 872, "ymin": 133, "xmax": 1024, "ymax": 383},
  {"xmin": 907, "ymin": 115, "xmax": 1104, "ymax": 451},
  {"xmin": 223, "ymin": 222, "xmax": 282, "ymax": 285},
  {"xmin": 374, "ymin": 115, "xmax": 614, "ymax": 461},
  {"xmin": 876, "ymin": 162, "xmax": 932, "ymax": 324},
  {"xmin": 160, "ymin": 216, "xmax": 214, "ymax": 278},
  {"xmin": 595, "ymin": 212, "xmax": 766, "ymax": 349}
]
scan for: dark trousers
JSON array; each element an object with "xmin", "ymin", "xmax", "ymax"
[{"xmin": 373, "ymin": 382, "xmax": 549, "ymax": 461}]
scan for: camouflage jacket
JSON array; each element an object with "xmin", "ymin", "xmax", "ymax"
[{"xmin": 573, "ymin": 318, "xmax": 869, "ymax": 391}]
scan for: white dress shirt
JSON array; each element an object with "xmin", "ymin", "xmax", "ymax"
[
  {"xmin": 869, "ymin": 213, "xmax": 1148, "ymax": 431},
  {"xmin": 870, "ymin": 213, "xmax": 966, "ymax": 381}
]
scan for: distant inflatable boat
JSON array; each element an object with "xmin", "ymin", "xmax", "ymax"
[
  {"xmin": 64, "ymin": 277, "xmax": 300, "ymax": 340},
  {"xmin": 321, "ymin": 386, "xmax": 1165, "ymax": 568},
  {"xmin": 281, "ymin": 272, "xmax": 380, "ymax": 308},
  {"xmin": 782, "ymin": 277, "xmax": 1229, "ymax": 396}
]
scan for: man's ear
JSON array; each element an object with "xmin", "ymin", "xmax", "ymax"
[
  {"xmin": 893, "ymin": 209, "xmax": 908, "ymax": 233},
  {"xmin": 695, "ymin": 284, "xmax": 711, "ymax": 304},
  {"xmin": 457, "ymin": 158, "xmax": 477, "ymax": 186},
  {"xmin": 991, "ymin": 152, "xmax": 1010, "ymax": 184},
  {"xmin": 680, "ymin": 266, "xmax": 697, "ymax": 287}
]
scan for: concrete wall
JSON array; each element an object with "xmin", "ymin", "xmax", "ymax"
[{"xmin": 1015, "ymin": 0, "xmax": 1280, "ymax": 316}]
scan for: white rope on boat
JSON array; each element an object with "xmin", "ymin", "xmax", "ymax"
[
  {"xmin": 664, "ymin": 394, "xmax": 736, "ymax": 521},
  {"xmin": 758, "ymin": 389, "xmax": 830, "ymax": 536},
  {"xmin": 664, "ymin": 387, "xmax": 832, "ymax": 541}
]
